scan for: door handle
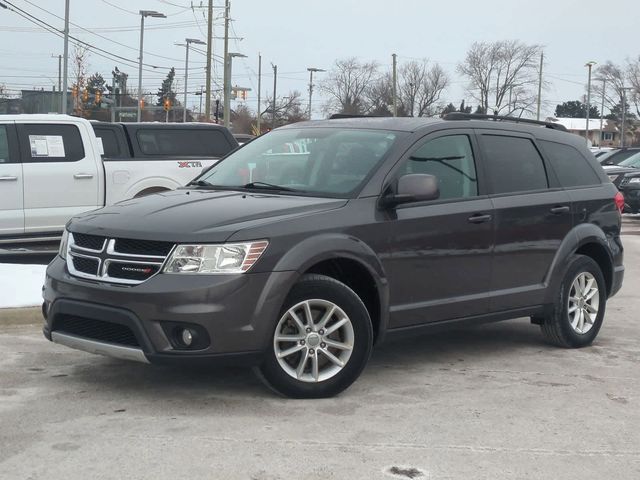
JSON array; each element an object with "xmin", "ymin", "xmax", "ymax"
[
  {"xmin": 0, "ymin": 176, "xmax": 18, "ymax": 181},
  {"xmin": 74, "ymin": 173, "xmax": 94, "ymax": 179},
  {"xmin": 550, "ymin": 205, "xmax": 570, "ymax": 215},
  {"xmin": 468, "ymin": 213, "xmax": 492, "ymax": 224}
]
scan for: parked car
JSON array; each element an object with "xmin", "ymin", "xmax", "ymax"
[
  {"xmin": 602, "ymin": 152, "xmax": 640, "ymax": 212},
  {"xmin": 590, "ymin": 147, "xmax": 615, "ymax": 159},
  {"xmin": 0, "ymin": 115, "xmax": 238, "ymax": 255},
  {"xmin": 43, "ymin": 114, "xmax": 624, "ymax": 398},
  {"xmin": 598, "ymin": 147, "xmax": 640, "ymax": 165}
]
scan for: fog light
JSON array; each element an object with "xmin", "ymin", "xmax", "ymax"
[{"xmin": 181, "ymin": 328, "xmax": 194, "ymax": 347}]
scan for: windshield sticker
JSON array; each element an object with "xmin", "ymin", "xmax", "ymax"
[{"xmin": 29, "ymin": 135, "xmax": 66, "ymax": 157}]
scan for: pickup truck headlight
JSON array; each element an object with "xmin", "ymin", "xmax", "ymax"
[
  {"xmin": 163, "ymin": 241, "xmax": 268, "ymax": 274},
  {"xmin": 628, "ymin": 177, "xmax": 640, "ymax": 184},
  {"xmin": 59, "ymin": 229, "xmax": 69, "ymax": 260}
]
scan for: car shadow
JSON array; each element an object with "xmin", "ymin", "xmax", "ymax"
[{"xmin": 63, "ymin": 318, "xmax": 550, "ymax": 402}]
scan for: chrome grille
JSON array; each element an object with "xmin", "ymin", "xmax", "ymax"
[{"xmin": 66, "ymin": 232, "xmax": 174, "ymax": 285}]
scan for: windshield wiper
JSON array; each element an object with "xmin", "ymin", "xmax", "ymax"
[
  {"xmin": 187, "ymin": 179, "xmax": 215, "ymax": 187},
  {"xmin": 241, "ymin": 181, "xmax": 299, "ymax": 192}
]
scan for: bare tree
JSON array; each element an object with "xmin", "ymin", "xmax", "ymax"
[
  {"xmin": 593, "ymin": 61, "xmax": 627, "ymax": 115},
  {"xmin": 626, "ymin": 56, "xmax": 640, "ymax": 116},
  {"xmin": 71, "ymin": 45, "xmax": 89, "ymax": 116},
  {"xmin": 398, "ymin": 60, "xmax": 449, "ymax": 117},
  {"xmin": 457, "ymin": 40, "xmax": 542, "ymax": 116},
  {"xmin": 262, "ymin": 90, "xmax": 306, "ymax": 128},
  {"xmin": 320, "ymin": 57, "xmax": 378, "ymax": 115}
]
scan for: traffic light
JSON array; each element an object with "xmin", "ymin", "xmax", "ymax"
[
  {"xmin": 82, "ymin": 88, "xmax": 89, "ymax": 103},
  {"xmin": 163, "ymin": 97, "xmax": 171, "ymax": 112},
  {"xmin": 95, "ymin": 90, "xmax": 102, "ymax": 104},
  {"xmin": 139, "ymin": 98, "xmax": 145, "ymax": 109},
  {"xmin": 71, "ymin": 85, "xmax": 78, "ymax": 98}
]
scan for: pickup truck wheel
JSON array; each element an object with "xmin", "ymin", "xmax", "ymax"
[
  {"xmin": 256, "ymin": 274, "xmax": 373, "ymax": 398},
  {"xmin": 540, "ymin": 255, "xmax": 606, "ymax": 348}
]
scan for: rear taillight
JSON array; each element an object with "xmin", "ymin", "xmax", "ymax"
[{"xmin": 614, "ymin": 191, "xmax": 624, "ymax": 213}]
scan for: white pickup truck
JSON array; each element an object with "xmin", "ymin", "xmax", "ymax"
[{"xmin": 0, "ymin": 114, "xmax": 238, "ymax": 254}]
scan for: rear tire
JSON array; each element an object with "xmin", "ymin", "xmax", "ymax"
[
  {"xmin": 540, "ymin": 255, "xmax": 607, "ymax": 348},
  {"xmin": 256, "ymin": 274, "xmax": 373, "ymax": 398}
]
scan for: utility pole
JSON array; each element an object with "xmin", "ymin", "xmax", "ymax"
[
  {"xmin": 536, "ymin": 51, "xmax": 544, "ymax": 121},
  {"xmin": 222, "ymin": 0, "xmax": 231, "ymax": 127},
  {"xmin": 392, "ymin": 53, "xmax": 398, "ymax": 117},
  {"xmin": 621, "ymin": 87, "xmax": 633, "ymax": 148},
  {"xmin": 599, "ymin": 79, "xmax": 606, "ymax": 146},
  {"xmin": 51, "ymin": 54, "xmax": 62, "ymax": 112},
  {"xmin": 585, "ymin": 61, "xmax": 596, "ymax": 142},
  {"xmin": 61, "ymin": 0, "xmax": 69, "ymax": 114},
  {"xmin": 306, "ymin": 67, "xmax": 325, "ymax": 120},
  {"xmin": 204, "ymin": 0, "xmax": 213, "ymax": 120},
  {"xmin": 257, "ymin": 53, "xmax": 262, "ymax": 133},
  {"xmin": 272, "ymin": 64, "xmax": 277, "ymax": 129}
]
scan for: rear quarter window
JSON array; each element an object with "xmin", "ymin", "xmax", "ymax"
[
  {"xmin": 19, "ymin": 124, "xmax": 85, "ymax": 162},
  {"xmin": 135, "ymin": 128, "xmax": 233, "ymax": 157},
  {"xmin": 538, "ymin": 140, "xmax": 601, "ymax": 188}
]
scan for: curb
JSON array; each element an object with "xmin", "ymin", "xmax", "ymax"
[{"xmin": 0, "ymin": 307, "xmax": 42, "ymax": 326}]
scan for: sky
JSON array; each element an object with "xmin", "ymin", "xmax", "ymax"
[{"xmin": 0, "ymin": 0, "xmax": 637, "ymax": 119}]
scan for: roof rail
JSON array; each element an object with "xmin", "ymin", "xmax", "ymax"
[
  {"xmin": 442, "ymin": 112, "xmax": 568, "ymax": 132},
  {"xmin": 329, "ymin": 114, "xmax": 383, "ymax": 120}
]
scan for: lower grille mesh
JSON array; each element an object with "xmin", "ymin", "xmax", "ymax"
[{"xmin": 54, "ymin": 315, "xmax": 140, "ymax": 347}]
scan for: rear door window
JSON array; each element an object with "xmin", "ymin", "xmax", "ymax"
[
  {"xmin": 93, "ymin": 127, "xmax": 122, "ymax": 158},
  {"xmin": 19, "ymin": 124, "xmax": 85, "ymax": 162},
  {"xmin": 480, "ymin": 135, "xmax": 548, "ymax": 194},
  {"xmin": 0, "ymin": 126, "xmax": 11, "ymax": 163},
  {"xmin": 136, "ymin": 129, "xmax": 233, "ymax": 157},
  {"xmin": 538, "ymin": 140, "xmax": 601, "ymax": 188}
]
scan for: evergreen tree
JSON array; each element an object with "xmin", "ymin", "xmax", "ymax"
[
  {"xmin": 554, "ymin": 100, "xmax": 600, "ymax": 118},
  {"xmin": 156, "ymin": 67, "xmax": 177, "ymax": 106}
]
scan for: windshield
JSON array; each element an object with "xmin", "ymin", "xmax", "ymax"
[
  {"xmin": 618, "ymin": 152, "xmax": 640, "ymax": 168},
  {"xmin": 194, "ymin": 128, "xmax": 400, "ymax": 197}
]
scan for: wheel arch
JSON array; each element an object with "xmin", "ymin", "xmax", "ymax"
[
  {"xmin": 270, "ymin": 234, "xmax": 390, "ymax": 345},
  {"xmin": 544, "ymin": 223, "xmax": 615, "ymax": 302}
]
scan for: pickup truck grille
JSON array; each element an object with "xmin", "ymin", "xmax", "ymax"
[{"xmin": 66, "ymin": 232, "xmax": 174, "ymax": 285}]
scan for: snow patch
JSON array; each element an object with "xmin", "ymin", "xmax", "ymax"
[{"xmin": 0, "ymin": 263, "xmax": 47, "ymax": 308}]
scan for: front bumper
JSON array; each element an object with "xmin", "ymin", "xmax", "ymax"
[{"xmin": 43, "ymin": 256, "xmax": 297, "ymax": 366}]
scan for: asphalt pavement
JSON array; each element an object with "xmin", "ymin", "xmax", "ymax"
[{"xmin": 1, "ymin": 224, "xmax": 639, "ymax": 479}]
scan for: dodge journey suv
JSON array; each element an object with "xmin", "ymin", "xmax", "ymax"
[{"xmin": 42, "ymin": 114, "xmax": 624, "ymax": 398}]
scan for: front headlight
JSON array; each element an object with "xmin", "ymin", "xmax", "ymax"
[
  {"xmin": 59, "ymin": 229, "xmax": 69, "ymax": 260},
  {"xmin": 628, "ymin": 177, "xmax": 640, "ymax": 184},
  {"xmin": 163, "ymin": 240, "xmax": 268, "ymax": 274}
]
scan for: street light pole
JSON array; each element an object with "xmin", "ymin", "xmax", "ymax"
[
  {"xmin": 621, "ymin": 87, "xmax": 633, "ymax": 148},
  {"xmin": 307, "ymin": 67, "xmax": 325, "ymax": 120},
  {"xmin": 182, "ymin": 38, "xmax": 205, "ymax": 122},
  {"xmin": 137, "ymin": 10, "xmax": 166, "ymax": 122},
  {"xmin": 224, "ymin": 52, "xmax": 247, "ymax": 128},
  {"xmin": 61, "ymin": 0, "xmax": 69, "ymax": 114},
  {"xmin": 585, "ymin": 61, "xmax": 597, "ymax": 143}
]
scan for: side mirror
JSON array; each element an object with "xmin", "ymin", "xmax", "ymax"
[{"xmin": 381, "ymin": 173, "xmax": 440, "ymax": 208}]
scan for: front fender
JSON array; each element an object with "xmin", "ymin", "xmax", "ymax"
[{"xmin": 264, "ymin": 234, "xmax": 390, "ymax": 344}]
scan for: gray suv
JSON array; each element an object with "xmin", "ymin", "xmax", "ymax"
[{"xmin": 42, "ymin": 114, "xmax": 624, "ymax": 398}]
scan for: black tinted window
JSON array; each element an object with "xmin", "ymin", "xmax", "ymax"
[
  {"xmin": 0, "ymin": 126, "xmax": 10, "ymax": 163},
  {"xmin": 136, "ymin": 129, "xmax": 233, "ymax": 157},
  {"xmin": 482, "ymin": 135, "xmax": 548, "ymax": 194},
  {"xmin": 401, "ymin": 135, "xmax": 478, "ymax": 200},
  {"xmin": 93, "ymin": 127, "xmax": 121, "ymax": 158},
  {"xmin": 539, "ymin": 140, "xmax": 600, "ymax": 187},
  {"xmin": 21, "ymin": 124, "xmax": 85, "ymax": 162}
]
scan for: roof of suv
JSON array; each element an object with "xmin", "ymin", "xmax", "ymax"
[{"xmin": 280, "ymin": 115, "xmax": 572, "ymax": 136}]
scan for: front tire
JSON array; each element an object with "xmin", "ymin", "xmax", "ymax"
[
  {"xmin": 256, "ymin": 274, "xmax": 373, "ymax": 398},
  {"xmin": 540, "ymin": 255, "xmax": 607, "ymax": 348}
]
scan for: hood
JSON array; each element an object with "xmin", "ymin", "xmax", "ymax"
[{"xmin": 70, "ymin": 188, "xmax": 347, "ymax": 243}]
